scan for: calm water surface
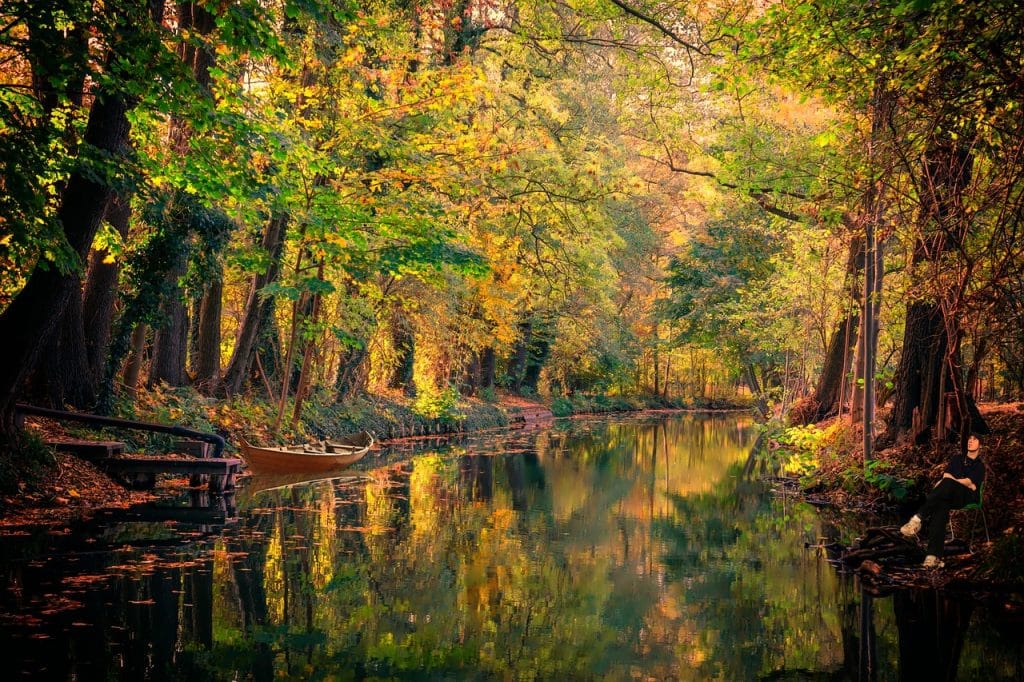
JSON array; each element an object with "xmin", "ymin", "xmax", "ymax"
[{"xmin": 1, "ymin": 414, "xmax": 1021, "ymax": 679}]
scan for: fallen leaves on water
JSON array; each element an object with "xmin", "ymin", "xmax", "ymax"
[
  {"xmin": 336, "ymin": 525, "xmax": 393, "ymax": 533},
  {"xmin": 64, "ymin": 574, "xmax": 113, "ymax": 588},
  {"xmin": 39, "ymin": 595, "xmax": 84, "ymax": 615}
]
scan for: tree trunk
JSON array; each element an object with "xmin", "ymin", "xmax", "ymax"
[
  {"xmin": 480, "ymin": 346, "xmax": 496, "ymax": 390},
  {"xmin": 335, "ymin": 344, "xmax": 369, "ymax": 401},
  {"xmin": 888, "ymin": 301, "xmax": 947, "ymax": 442},
  {"xmin": 26, "ymin": 287, "xmax": 95, "ymax": 409},
  {"xmin": 461, "ymin": 351, "xmax": 481, "ymax": 396},
  {"xmin": 149, "ymin": 260, "xmax": 190, "ymax": 387},
  {"xmin": 522, "ymin": 331, "xmax": 551, "ymax": 394},
  {"xmin": 885, "ymin": 132, "xmax": 978, "ymax": 443},
  {"xmin": 744, "ymin": 363, "xmax": 769, "ymax": 419},
  {"xmin": 223, "ymin": 213, "xmax": 288, "ymax": 396},
  {"xmin": 509, "ymin": 319, "xmax": 532, "ymax": 391},
  {"xmin": 652, "ymin": 347, "xmax": 660, "ymax": 397},
  {"xmin": 389, "ymin": 320, "xmax": 416, "ymax": 395},
  {"xmin": 83, "ymin": 192, "xmax": 132, "ymax": 382},
  {"xmin": 0, "ymin": 79, "xmax": 131, "ymax": 431},
  {"xmin": 798, "ymin": 237, "xmax": 865, "ymax": 424},
  {"xmin": 193, "ymin": 277, "xmax": 223, "ymax": 393},
  {"xmin": 291, "ymin": 262, "xmax": 324, "ymax": 428},
  {"xmin": 122, "ymin": 324, "xmax": 148, "ymax": 397},
  {"xmin": 862, "ymin": 235, "xmax": 884, "ymax": 459}
]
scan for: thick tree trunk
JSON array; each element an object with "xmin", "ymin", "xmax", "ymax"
[
  {"xmin": 389, "ymin": 320, "xmax": 416, "ymax": 395},
  {"xmin": 193, "ymin": 277, "xmax": 223, "ymax": 393},
  {"xmin": 888, "ymin": 301, "xmax": 947, "ymax": 441},
  {"xmin": 797, "ymin": 237, "xmax": 865, "ymax": 424},
  {"xmin": 291, "ymin": 262, "xmax": 324, "ymax": 428},
  {"xmin": 806, "ymin": 314, "xmax": 858, "ymax": 420},
  {"xmin": 27, "ymin": 179, "xmax": 135, "ymax": 409},
  {"xmin": 288, "ymin": 291, "xmax": 315, "ymax": 392},
  {"xmin": 83, "ymin": 192, "xmax": 132, "ymax": 382},
  {"xmin": 509, "ymin": 320, "xmax": 532, "ymax": 391},
  {"xmin": 459, "ymin": 351, "xmax": 480, "ymax": 396},
  {"xmin": 254, "ymin": 303, "xmax": 281, "ymax": 391},
  {"xmin": 480, "ymin": 346, "xmax": 496, "ymax": 391},
  {"xmin": 885, "ymin": 132, "xmax": 980, "ymax": 443},
  {"xmin": 27, "ymin": 287, "xmax": 95, "ymax": 409},
  {"xmin": 335, "ymin": 344, "xmax": 369, "ymax": 401},
  {"xmin": 223, "ymin": 213, "xmax": 288, "ymax": 396},
  {"xmin": 0, "ymin": 86, "xmax": 130, "ymax": 429},
  {"xmin": 149, "ymin": 260, "xmax": 190, "ymax": 387},
  {"xmin": 122, "ymin": 324, "xmax": 148, "ymax": 396},
  {"xmin": 522, "ymin": 332, "xmax": 551, "ymax": 393}
]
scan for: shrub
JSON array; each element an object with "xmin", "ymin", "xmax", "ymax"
[
  {"xmin": 550, "ymin": 397, "xmax": 574, "ymax": 417},
  {"xmin": 412, "ymin": 386, "xmax": 465, "ymax": 424},
  {"xmin": 850, "ymin": 459, "xmax": 910, "ymax": 501}
]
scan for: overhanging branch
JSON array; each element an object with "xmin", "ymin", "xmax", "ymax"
[
  {"xmin": 650, "ymin": 152, "xmax": 809, "ymax": 222},
  {"xmin": 607, "ymin": 0, "xmax": 709, "ymax": 54}
]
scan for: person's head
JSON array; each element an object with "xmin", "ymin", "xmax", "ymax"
[{"xmin": 967, "ymin": 435, "xmax": 981, "ymax": 458}]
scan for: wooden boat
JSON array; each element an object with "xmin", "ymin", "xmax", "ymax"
[{"xmin": 238, "ymin": 431, "xmax": 374, "ymax": 473}]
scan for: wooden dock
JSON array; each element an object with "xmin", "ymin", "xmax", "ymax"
[
  {"xmin": 47, "ymin": 438, "xmax": 239, "ymax": 493},
  {"xmin": 100, "ymin": 456, "xmax": 241, "ymax": 493},
  {"xmin": 48, "ymin": 439, "xmax": 125, "ymax": 460}
]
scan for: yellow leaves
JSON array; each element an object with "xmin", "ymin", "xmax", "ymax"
[
  {"xmin": 341, "ymin": 45, "xmax": 365, "ymax": 68},
  {"xmin": 323, "ymin": 231, "xmax": 347, "ymax": 249}
]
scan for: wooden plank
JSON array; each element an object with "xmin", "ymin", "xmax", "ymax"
[
  {"xmin": 174, "ymin": 439, "xmax": 213, "ymax": 458},
  {"xmin": 100, "ymin": 457, "xmax": 240, "ymax": 493},
  {"xmin": 48, "ymin": 440, "xmax": 125, "ymax": 459}
]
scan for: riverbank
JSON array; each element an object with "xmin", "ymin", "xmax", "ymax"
[
  {"xmin": 768, "ymin": 402, "xmax": 1024, "ymax": 587},
  {"xmin": 1, "ymin": 388, "xmax": 750, "ymax": 528}
]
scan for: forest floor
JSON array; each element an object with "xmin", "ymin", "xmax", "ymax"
[{"xmin": 793, "ymin": 402, "xmax": 1024, "ymax": 590}]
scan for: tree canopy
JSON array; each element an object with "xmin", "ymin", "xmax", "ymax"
[{"xmin": 1, "ymin": 0, "xmax": 1023, "ymax": 465}]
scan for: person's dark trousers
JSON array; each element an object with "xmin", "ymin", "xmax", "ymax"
[{"xmin": 918, "ymin": 479, "xmax": 975, "ymax": 556}]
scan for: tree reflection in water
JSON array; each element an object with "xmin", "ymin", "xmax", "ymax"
[{"xmin": 0, "ymin": 414, "xmax": 1021, "ymax": 679}]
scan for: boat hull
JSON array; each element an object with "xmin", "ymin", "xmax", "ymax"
[{"xmin": 239, "ymin": 433, "xmax": 373, "ymax": 474}]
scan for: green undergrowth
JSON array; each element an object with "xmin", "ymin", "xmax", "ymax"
[
  {"xmin": 765, "ymin": 418, "xmax": 912, "ymax": 504},
  {"xmin": 304, "ymin": 392, "xmax": 508, "ymax": 441},
  {"xmin": 99, "ymin": 385, "xmax": 509, "ymax": 449}
]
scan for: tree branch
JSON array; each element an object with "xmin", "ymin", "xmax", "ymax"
[
  {"xmin": 645, "ymin": 151, "xmax": 808, "ymax": 222},
  {"xmin": 606, "ymin": 0, "xmax": 709, "ymax": 54}
]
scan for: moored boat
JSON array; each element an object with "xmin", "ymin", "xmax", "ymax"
[{"xmin": 238, "ymin": 431, "xmax": 374, "ymax": 473}]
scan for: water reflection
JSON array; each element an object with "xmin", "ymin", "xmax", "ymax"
[{"xmin": 1, "ymin": 414, "xmax": 1021, "ymax": 679}]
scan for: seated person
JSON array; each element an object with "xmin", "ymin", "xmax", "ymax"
[{"xmin": 900, "ymin": 435, "xmax": 984, "ymax": 567}]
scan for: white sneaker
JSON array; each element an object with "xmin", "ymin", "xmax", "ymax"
[
  {"xmin": 900, "ymin": 515, "xmax": 922, "ymax": 537},
  {"xmin": 922, "ymin": 555, "xmax": 944, "ymax": 568}
]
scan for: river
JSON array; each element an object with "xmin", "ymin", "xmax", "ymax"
[{"xmin": 1, "ymin": 413, "xmax": 1020, "ymax": 679}]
